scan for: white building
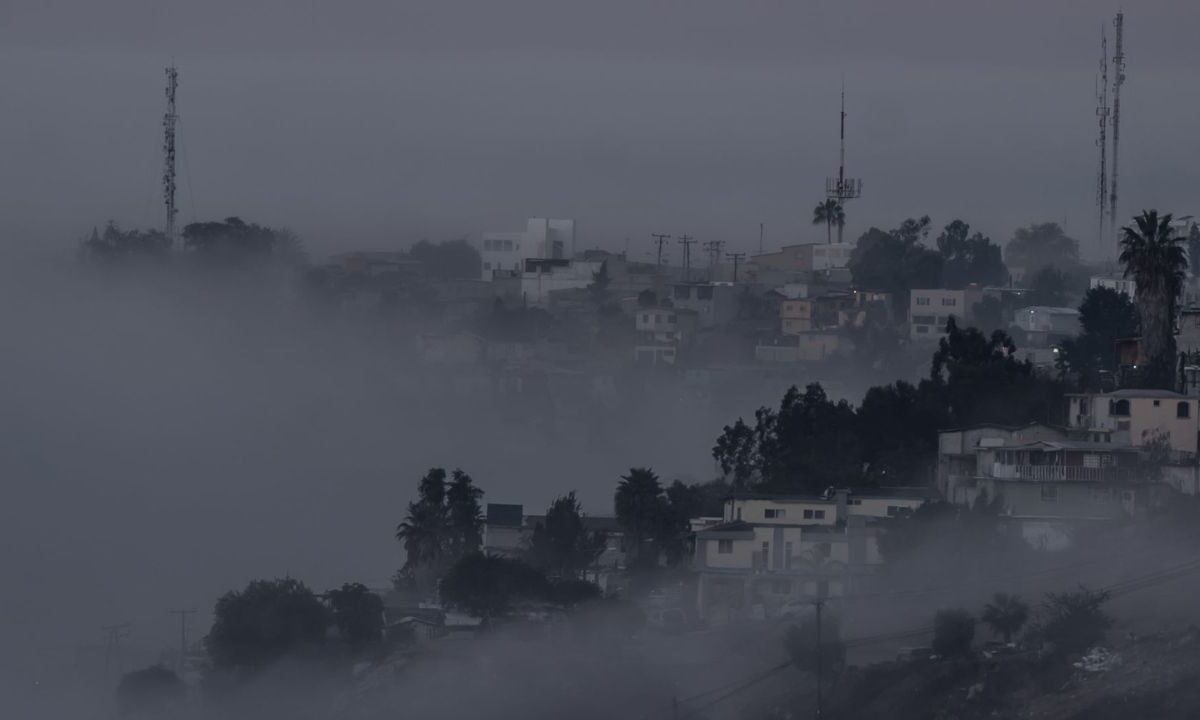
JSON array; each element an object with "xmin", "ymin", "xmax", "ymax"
[
  {"xmin": 479, "ymin": 218, "xmax": 576, "ymax": 280},
  {"xmin": 634, "ymin": 307, "xmax": 698, "ymax": 366},
  {"xmin": 1090, "ymin": 275, "xmax": 1136, "ymax": 298},
  {"xmin": 1012, "ymin": 306, "xmax": 1080, "ymax": 335}
]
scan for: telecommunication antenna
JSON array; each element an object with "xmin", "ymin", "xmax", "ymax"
[
  {"xmin": 163, "ymin": 66, "xmax": 179, "ymax": 246},
  {"xmin": 650, "ymin": 233, "xmax": 671, "ymax": 270},
  {"xmin": 1108, "ymin": 12, "xmax": 1126, "ymax": 245},
  {"xmin": 677, "ymin": 234, "xmax": 695, "ymax": 282},
  {"xmin": 726, "ymin": 252, "xmax": 746, "ymax": 283},
  {"xmin": 825, "ymin": 83, "xmax": 862, "ymax": 244},
  {"xmin": 1095, "ymin": 27, "xmax": 1110, "ymax": 253}
]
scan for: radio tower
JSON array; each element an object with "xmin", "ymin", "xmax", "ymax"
[
  {"xmin": 1095, "ymin": 26, "xmax": 1109, "ymax": 253},
  {"xmin": 1108, "ymin": 12, "xmax": 1126, "ymax": 246},
  {"xmin": 825, "ymin": 83, "xmax": 862, "ymax": 244},
  {"xmin": 163, "ymin": 66, "xmax": 179, "ymax": 246}
]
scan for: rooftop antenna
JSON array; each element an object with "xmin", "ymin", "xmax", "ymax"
[
  {"xmin": 1108, "ymin": 12, "xmax": 1126, "ymax": 248},
  {"xmin": 825, "ymin": 81, "xmax": 862, "ymax": 244},
  {"xmin": 1095, "ymin": 25, "xmax": 1109, "ymax": 255},
  {"xmin": 163, "ymin": 65, "xmax": 179, "ymax": 247}
]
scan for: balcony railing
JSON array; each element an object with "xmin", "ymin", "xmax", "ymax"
[{"xmin": 989, "ymin": 463, "xmax": 1139, "ymax": 483}]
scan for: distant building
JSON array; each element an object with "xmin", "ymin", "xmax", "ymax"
[
  {"xmin": 1012, "ymin": 306, "xmax": 1080, "ymax": 335},
  {"xmin": 479, "ymin": 218, "xmax": 576, "ymax": 280},
  {"xmin": 634, "ymin": 306, "xmax": 699, "ymax": 366},
  {"xmin": 519, "ymin": 258, "xmax": 601, "ymax": 308},
  {"xmin": 751, "ymin": 242, "xmax": 853, "ymax": 274},
  {"xmin": 909, "ymin": 288, "xmax": 983, "ymax": 341},
  {"xmin": 692, "ymin": 489, "xmax": 928, "ymax": 622},
  {"xmin": 1090, "ymin": 275, "xmax": 1136, "ymax": 298},
  {"xmin": 1067, "ymin": 389, "xmax": 1200, "ymax": 456},
  {"xmin": 670, "ymin": 282, "xmax": 739, "ymax": 328}
]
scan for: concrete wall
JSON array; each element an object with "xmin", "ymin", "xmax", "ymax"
[{"xmin": 1069, "ymin": 393, "xmax": 1200, "ymax": 454}]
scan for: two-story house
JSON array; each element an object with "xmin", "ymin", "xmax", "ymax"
[
  {"xmin": 691, "ymin": 490, "xmax": 927, "ymax": 623},
  {"xmin": 909, "ymin": 288, "xmax": 983, "ymax": 341},
  {"xmin": 1067, "ymin": 389, "xmax": 1200, "ymax": 455},
  {"xmin": 633, "ymin": 307, "xmax": 699, "ymax": 366}
]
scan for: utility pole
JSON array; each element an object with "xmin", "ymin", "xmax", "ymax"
[
  {"xmin": 651, "ymin": 233, "xmax": 671, "ymax": 271},
  {"xmin": 170, "ymin": 609, "xmax": 195, "ymax": 674},
  {"xmin": 163, "ymin": 66, "xmax": 179, "ymax": 247},
  {"xmin": 726, "ymin": 252, "xmax": 746, "ymax": 283},
  {"xmin": 1109, "ymin": 12, "xmax": 1126, "ymax": 250},
  {"xmin": 677, "ymin": 234, "xmax": 696, "ymax": 282},
  {"xmin": 102, "ymin": 623, "xmax": 130, "ymax": 678},
  {"xmin": 758, "ymin": 222, "xmax": 764, "ymax": 255},
  {"xmin": 703, "ymin": 240, "xmax": 726, "ymax": 279}
]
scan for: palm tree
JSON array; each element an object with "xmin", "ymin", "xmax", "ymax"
[
  {"xmin": 981, "ymin": 592, "xmax": 1029, "ymax": 644},
  {"xmin": 1119, "ymin": 210, "xmax": 1188, "ymax": 389},
  {"xmin": 446, "ymin": 469, "xmax": 484, "ymax": 559},
  {"xmin": 614, "ymin": 468, "xmax": 667, "ymax": 572},
  {"xmin": 396, "ymin": 468, "xmax": 449, "ymax": 570},
  {"xmin": 812, "ymin": 199, "xmax": 845, "ymax": 245}
]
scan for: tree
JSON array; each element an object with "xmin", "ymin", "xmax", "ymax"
[
  {"xmin": 439, "ymin": 553, "xmax": 549, "ymax": 620},
  {"xmin": 1005, "ymin": 222, "xmax": 1080, "ymax": 274},
  {"xmin": 116, "ymin": 665, "xmax": 184, "ymax": 716},
  {"xmin": 614, "ymin": 468, "xmax": 669, "ymax": 572},
  {"xmin": 937, "ymin": 220, "xmax": 1008, "ymax": 289},
  {"xmin": 932, "ymin": 609, "xmax": 976, "ymax": 657},
  {"xmin": 409, "ymin": 238, "xmax": 481, "ymax": 279},
  {"xmin": 205, "ymin": 578, "xmax": 330, "ymax": 669},
  {"xmin": 445, "ymin": 469, "xmax": 484, "ymax": 560},
  {"xmin": 526, "ymin": 492, "xmax": 606, "ymax": 579},
  {"xmin": 1120, "ymin": 210, "xmax": 1188, "ymax": 390},
  {"xmin": 637, "ymin": 289, "xmax": 658, "ymax": 308},
  {"xmin": 812, "ymin": 199, "xmax": 845, "ymax": 245},
  {"xmin": 81, "ymin": 222, "xmax": 169, "ymax": 263},
  {"xmin": 1037, "ymin": 587, "xmax": 1112, "ymax": 656},
  {"xmin": 1057, "ymin": 287, "xmax": 1138, "ymax": 389},
  {"xmin": 857, "ymin": 380, "xmax": 947, "ymax": 485},
  {"xmin": 327, "ymin": 583, "xmax": 384, "ymax": 648},
  {"xmin": 182, "ymin": 217, "xmax": 281, "ymax": 265},
  {"xmin": 849, "ymin": 218, "xmax": 942, "ymax": 312},
  {"xmin": 1028, "ymin": 266, "xmax": 1070, "ymax": 307},
  {"xmin": 981, "ymin": 593, "xmax": 1029, "ymax": 644},
  {"xmin": 396, "ymin": 468, "xmax": 449, "ymax": 573}
]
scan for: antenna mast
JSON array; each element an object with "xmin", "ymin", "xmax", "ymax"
[
  {"xmin": 1095, "ymin": 25, "xmax": 1109, "ymax": 253},
  {"xmin": 1108, "ymin": 12, "xmax": 1126, "ymax": 245},
  {"xmin": 163, "ymin": 66, "xmax": 179, "ymax": 246},
  {"xmin": 825, "ymin": 83, "xmax": 862, "ymax": 244}
]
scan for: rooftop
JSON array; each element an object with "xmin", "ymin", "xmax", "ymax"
[{"xmin": 1067, "ymin": 389, "xmax": 1190, "ymax": 399}]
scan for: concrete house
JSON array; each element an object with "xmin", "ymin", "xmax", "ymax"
[
  {"xmin": 909, "ymin": 288, "xmax": 983, "ymax": 341},
  {"xmin": 1067, "ymin": 389, "xmax": 1200, "ymax": 455}
]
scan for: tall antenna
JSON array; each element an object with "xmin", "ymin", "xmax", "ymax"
[
  {"xmin": 1096, "ymin": 25, "xmax": 1109, "ymax": 253},
  {"xmin": 825, "ymin": 82, "xmax": 862, "ymax": 244},
  {"xmin": 163, "ymin": 65, "xmax": 179, "ymax": 246},
  {"xmin": 1109, "ymin": 12, "xmax": 1126, "ymax": 245}
]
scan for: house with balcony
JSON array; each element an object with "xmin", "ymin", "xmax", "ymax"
[{"xmin": 691, "ymin": 489, "xmax": 927, "ymax": 623}]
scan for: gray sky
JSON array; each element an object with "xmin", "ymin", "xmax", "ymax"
[{"xmin": 3, "ymin": 0, "xmax": 1198, "ymax": 261}]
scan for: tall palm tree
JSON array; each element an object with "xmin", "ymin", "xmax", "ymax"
[
  {"xmin": 1119, "ymin": 210, "xmax": 1188, "ymax": 389},
  {"xmin": 812, "ymin": 199, "xmax": 845, "ymax": 245}
]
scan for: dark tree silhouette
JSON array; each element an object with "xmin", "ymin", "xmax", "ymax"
[
  {"xmin": 116, "ymin": 665, "xmax": 184, "ymax": 716},
  {"xmin": 527, "ymin": 492, "xmax": 606, "ymax": 579},
  {"xmin": 440, "ymin": 553, "xmax": 549, "ymax": 620},
  {"xmin": 205, "ymin": 578, "xmax": 330, "ymax": 669},
  {"xmin": 812, "ymin": 199, "xmax": 844, "ymax": 245},
  {"xmin": 1120, "ymin": 210, "xmax": 1188, "ymax": 389},
  {"xmin": 932, "ymin": 609, "xmax": 976, "ymax": 657},
  {"xmin": 982, "ymin": 593, "xmax": 1029, "ymax": 644},
  {"xmin": 327, "ymin": 582, "xmax": 384, "ymax": 648}
]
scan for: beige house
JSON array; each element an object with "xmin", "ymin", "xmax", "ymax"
[
  {"xmin": 909, "ymin": 288, "xmax": 983, "ymax": 341},
  {"xmin": 1067, "ymin": 389, "xmax": 1200, "ymax": 456},
  {"xmin": 692, "ymin": 489, "xmax": 928, "ymax": 622}
]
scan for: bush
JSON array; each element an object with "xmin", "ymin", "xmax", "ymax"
[
  {"xmin": 932, "ymin": 609, "xmax": 976, "ymax": 657},
  {"xmin": 1038, "ymin": 587, "xmax": 1112, "ymax": 656},
  {"xmin": 440, "ymin": 553, "xmax": 550, "ymax": 620}
]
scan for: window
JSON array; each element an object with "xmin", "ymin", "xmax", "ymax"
[
  {"xmin": 1040, "ymin": 485, "xmax": 1058, "ymax": 502},
  {"xmin": 942, "ymin": 297, "xmax": 957, "ymax": 306},
  {"xmin": 916, "ymin": 296, "xmax": 931, "ymax": 306},
  {"xmin": 912, "ymin": 315, "xmax": 935, "ymax": 325},
  {"xmin": 673, "ymin": 286, "xmax": 691, "ymax": 300},
  {"xmin": 1079, "ymin": 398, "xmax": 1091, "ymax": 414},
  {"xmin": 1110, "ymin": 399, "xmax": 1130, "ymax": 417},
  {"xmin": 736, "ymin": 507, "xmax": 742, "ymax": 520},
  {"xmin": 1180, "ymin": 402, "xmax": 1191, "ymax": 419},
  {"xmin": 717, "ymin": 539, "xmax": 733, "ymax": 554},
  {"xmin": 803, "ymin": 509, "xmax": 814, "ymax": 519},
  {"xmin": 1154, "ymin": 400, "xmax": 1161, "ymax": 407},
  {"xmin": 764, "ymin": 508, "xmax": 785, "ymax": 519},
  {"xmin": 886, "ymin": 505, "xmax": 902, "ymax": 516},
  {"xmin": 697, "ymin": 286, "xmax": 714, "ymax": 300},
  {"xmin": 812, "ymin": 509, "xmax": 826, "ymax": 520}
]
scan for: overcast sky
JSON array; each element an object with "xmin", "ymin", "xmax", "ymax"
[{"xmin": 3, "ymin": 0, "xmax": 1198, "ymax": 262}]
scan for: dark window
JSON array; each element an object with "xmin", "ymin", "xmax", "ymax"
[
  {"xmin": 1110, "ymin": 399, "xmax": 1130, "ymax": 417},
  {"xmin": 717, "ymin": 539, "xmax": 733, "ymax": 554},
  {"xmin": 673, "ymin": 286, "xmax": 691, "ymax": 300},
  {"xmin": 803, "ymin": 509, "xmax": 814, "ymax": 519},
  {"xmin": 764, "ymin": 508, "xmax": 785, "ymax": 519},
  {"xmin": 1180, "ymin": 402, "xmax": 1191, "ymax": 419},
  {"xmin": 697, "ymin": 286, "xmax": 714, "ymax": 300},
  {"xmin": 813, "ymin": 510, "xmax": 826, "ymax": 520}
]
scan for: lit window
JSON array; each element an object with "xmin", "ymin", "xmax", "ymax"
[{"xmin": 717, "ymin": 539, "xmax": 733, "ymax": 554}]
